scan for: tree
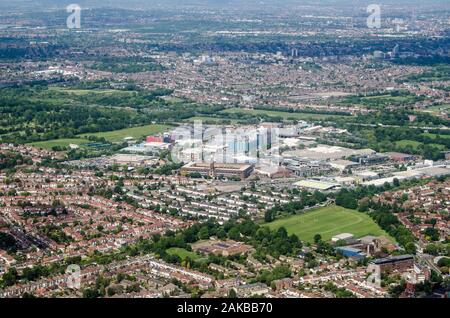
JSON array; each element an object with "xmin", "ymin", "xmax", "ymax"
[
  {"xmin": 82, "ymin": 288, "xmax": 100, "ymax": 298},
  {"xmin": 393, "ymin": 178, "xmax": 400, "ymax": 187},
  {"xmin": 228, "ymin": 227, "xmax": 240, "ymax": 241},
  {"xmin": 264, "ymin": 210, "xmax": 275, "ymax": 223},
  {"xmin": 107, "ymin": 287, "xmax": 116, "ymax": 297},
  {"xmin": 335, "ymin": 239, "xmax": 347, "ymax": 247},
  {"xmin": 198, "ymin": 227, "xmax": 210, "ymax": 240},
  {"xmin": 424, "ymin": 227, "xmax": 439, "ymax": 241},
  {"xmin": 405, "ymin": 242, "xmax": 417, "ymax": 255},
  {"xmin": 216, "ymin": 228, "xmax": 227, "ymax": 240},
  {"xmin": 1, "ymin": 267, "xmax": 18, "ymax": 287},
  {"xmin": 358, "ymin": 200, "xmax": 370, "ymax": 212},
  {"xmin": 228, "ymin": 289, "xmax": 237, "ymax": 298},
  {"xmin": 276, "ymin": 227, "xmax": 288, "ymax": 239},
  {"xmin": 313, "ymin": 234, "xmax": 322, "ymax": 244}
]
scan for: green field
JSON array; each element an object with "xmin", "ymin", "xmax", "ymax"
[
  {"xmin": 28, "ymin": 138, "xmax": 89, "ymax": 150},
  {"xmin": 220, "ymin": 108, "xmax": 346, "ymax": 121},
  {"xmin": 48, "ymin": 87, "xmax": 136, "ymax": 96},
  {"xmin": 29, "ymin": 124, "xmax": 171, "ymax": 150},
  {"xmin": 78, "ymin": 124, "xmax": 171, "ymax": 142},
  {"xmin": 264, "ymin": 205, "xmax": 394, "ymax": 243},
  {"xmin": 166, "ymin": 248, "xmax": 202, "ymax": 261},
  {"xmin": 338, "ymin": 92, "xmax": 424, "ymax": 109},
  {"xmin": 395, "ymin": 139, "xmax": 446, "ymax": 150},
  {"xmin": 395, "ymin": 140, "xmax": 422, "ymax": 149},
  {"xmin": 427, "ymin": 104, "xmax": 450, "ymax": 111},
  {"xmin": 184, "ymin": 116, "xmax": 243, "ymax": 124},
  {"xmin": 422, "ymin": 133, "xmax": 450, "ymax": 140}
]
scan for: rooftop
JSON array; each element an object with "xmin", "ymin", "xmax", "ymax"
[
  {"xmin": 372, "ymin": 255, "xmax": 414, "ymax": 265},
  {"xmin": 294, "ymin": 179, "xmax": 340, "ymax": 191}
]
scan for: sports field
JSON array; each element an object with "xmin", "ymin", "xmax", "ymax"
[
  {"xmin": 264, "ymin": 205, "xmax": 394, "ymax": 243},
  {"xmin": 78, "ymin": 124, "xmax": 171, "ymax": 142},
  {"xmin": 28, "ymin": 138, "xmax": 90, "ymax": 150}
]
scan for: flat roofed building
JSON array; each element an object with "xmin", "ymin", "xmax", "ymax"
[
  {"xmin": 335, "ymin": 246, "xmax": 366, "ymax": 260},
  {"xmin": 110, "ymin": 154, "xmax": 155, "ymax": 166},
  {"xmin": 384, "ymin": 152, "xmax": 419, "ymax": 162},
  {"xmin": 294, "ymin": 179, "xmax": 340, "ymax": 192},
  {"xmin": 180, "ymin": 162, "xmax": 254, "ymax": 179},
  {"xmin": 362, "ymin": 176, "xmax": 406, "ymax": 187},
  {"xmin": 122, "ymin": 142, "xmax": 171, "ymax": 155},
  {"xmin": 416, "ymin": 166, "xmax": 450, "ymax": 178},
  {"xmin": 368, "ymin": 255, "xmax": 414, "ymax": 273},
  {"xmin": 283, "ymin": 145, "xmax": 375, "ymax": 161},
  {"xmin": 331, "ymin": 233, "xmax": 355, "ymax": 243},
  {"xmin": 355, "ymin": 170, "xmax": 380, "ymax": 181},
  {"xmin": 330, "ymin": 159, "xmax": 360, "ymax": 171}
]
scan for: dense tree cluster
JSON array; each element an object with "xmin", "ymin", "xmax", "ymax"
[
  {"xmin": 264, "ymin": 190, "xmax": 327, "ymax": 222},
  {"xmin": 0, "ymin": 152, "xmax": 32, "ymax": 170},
  {"xmin": 257, "ymin": 265, "xmax": 292, "ymax": 286},
  {"xmin": 0, "ymin": 232, "xmax": 19, "ymax": 254},
  {"xmin": 0, "ymin": 84, "xmax": 225, "ymax": 144},
  {"xmin": 367, "ymin": 202, "xmax": 416, "ymax": 254}
]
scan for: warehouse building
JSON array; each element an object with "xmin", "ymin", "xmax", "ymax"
[
  {"xmin": 335, "ymin": 246, "xmax": 366, "ymax": 260},
  {"xmin": 294, "ymin": 179, "xmax": 341, "ymax": 192}
]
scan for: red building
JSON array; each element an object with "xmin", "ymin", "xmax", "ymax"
[{"xmin": 146, "ymin": 136, "xmax": 163, "ymax": 143}]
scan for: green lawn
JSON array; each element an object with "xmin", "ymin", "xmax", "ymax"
[
  {"xmin": 28, "ymin": 138, "xmax": 89, "ymax": 150},
  {"xmin": 221, "ymin": 108, "xmax": 346, "ymax": 121},
  {"xmin": 395, "ymin": 140, "xmax": 422, "ymax": 149},
  {"xmin": 264, "ymin": 205, "xmax": 394, "ymax": 243},
  {"xmin": 78, "ymin": 124, "xmax": 171, "ymax": 142},
  {"xmin": 396, "ymin": 139, "xmax": 447, "ymax": 150},
  {"xmin": 166, "ymin": 247, "xmax": 202, "ymax": 261}
]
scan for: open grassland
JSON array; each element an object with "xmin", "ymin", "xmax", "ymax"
[
  {"xmin": 395, "ymin": 139, "xmax": 446, "ymax": 150},
  {"xmin": 264, "ymin": 205, "xmax": 394, "ymax": 243},
  {"xmin": 28, "ymin": 138, "xmax": 89, "ymax": 150},
  {"xmin": 78, "ymin": 124, "xmax": 171, "ymax": 142},
  {"xmin": 29, "ymin": 124, "xmax": 171, "ymax": 149},
  {"xmin": 48, "ymin": 87, "xmax": 136, "ymax": 96},
  {"xmin": 422, "ymin": 133, "xmax": 450, "ymax": 140},
  {"xmin": 184, "ymin": 116, "xmax": 244, "ymax": 124},
  {"xmin": 166, "ymin": 248, "xmax": 204, "ymax": 261},
  {"xmin": 338, "ymin": 92, "xmax": 425, "ymax": 109},
  {"xmin": 221, "ymin": 108, "xmax": 346, "ymax": 121},
  {"xmin": 425, "ymin": 104, "xmax": 450, "ymax": 114}
]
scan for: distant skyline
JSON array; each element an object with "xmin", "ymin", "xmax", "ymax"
[{"xmin": 1, "ymin": 0, "xmax": 449, "ymax": 11}]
